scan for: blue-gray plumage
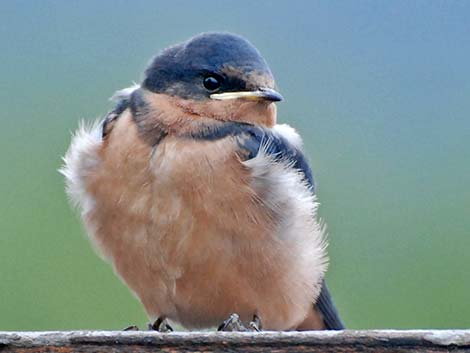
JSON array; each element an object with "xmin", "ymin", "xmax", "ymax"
[{"xmin": 62, "ymin": 32, "xmax": 344, "ymax": 331}]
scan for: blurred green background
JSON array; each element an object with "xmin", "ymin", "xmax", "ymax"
[{"xmin": 1, "ymin": 1, "xmax": 469, "ymax": 330}]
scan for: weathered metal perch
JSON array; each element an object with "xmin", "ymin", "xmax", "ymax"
[{"xmin": 1, "ymin": 330, "xmax": 470, "ymax": 352}]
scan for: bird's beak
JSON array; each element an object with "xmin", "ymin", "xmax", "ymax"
[{"xmin": 210, "ymin": 88, "xmax": 283, "ymax": 102}]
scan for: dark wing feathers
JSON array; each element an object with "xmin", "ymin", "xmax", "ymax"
[
  {"xmin": 259, "ymin": 129, "xmax": 315, "ymax": 191},
  {"xmin": 316, "ymin": 280, "xmax": 345, "ymax": 330},
  {"xmin": 192, "ymin": 123, "xmax": 315, "ymax": 191}
]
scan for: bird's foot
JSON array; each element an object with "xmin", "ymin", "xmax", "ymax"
[
  {"xmin": 122, "ymin": 325, "xmax": 139, "ymax": 331},
  {"xmin": 218, "ymin": 313, "xmax": 262, "ymax": 332},
  {"xmin": 248, "ymin": 314, "xmax": 262, "ymax": 332},
  {"xmin": 148, "ymin": 317, "xmax": 173, "ymax": 332},
  {"xmin": 218, "ymin": 313, "xmax": 247, "ymax": 332}
]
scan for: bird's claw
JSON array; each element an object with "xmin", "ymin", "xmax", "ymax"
[
  {"xmin": 218, "ymin": 313, "xmax": 262, "ymax": 332},
  {"xmin": 218, "ymin": 313, "xmax": 247, "ymax": 332},
  {"xmin": 249, "ymin": 314, "xmax": 262, "ymax": 332},
  {"xmin": 148, "ymin": 317, "xmax": 173, "ymax": 332}
]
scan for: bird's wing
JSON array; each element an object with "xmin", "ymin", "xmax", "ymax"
[
  {"xmin": 316, "ymin": 280, "xmax": 345, "ymax": 329},
  {"xmin": 226, "ymin": 123, "xmax": 315, "ymax": 191},
  {"xmin": 236, "ymin": 124, "xmax": 345, "ymax": 330}
]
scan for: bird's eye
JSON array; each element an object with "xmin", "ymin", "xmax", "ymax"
[{"xmin": 203, "ymin": 75, "xmax": 222, "ymax": 91}]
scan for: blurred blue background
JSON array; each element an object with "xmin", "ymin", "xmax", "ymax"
[{"xmin": 1, "ymin": 0, "xmax": 469, "ymax": 330}]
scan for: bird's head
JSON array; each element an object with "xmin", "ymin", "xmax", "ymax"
[{"xmin": 132, "ymin": 32, "xmax": 281, "ymax": 135}]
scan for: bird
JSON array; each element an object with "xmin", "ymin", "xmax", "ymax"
[{"xmin": 61, "ymin": 32, "xmax": 344, "ymax": 331}]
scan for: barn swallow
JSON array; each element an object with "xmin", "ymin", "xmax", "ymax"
[{"xmin": 61, "ymin": 32, "xmax": 344, "ymax": 331}]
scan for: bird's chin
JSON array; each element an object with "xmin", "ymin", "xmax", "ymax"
[
  {"xmin": 234, "ymin": 99, "xmax": 277, "ymax": 127},
  {"xmin": 175, "ymin": 97, "xmax": 278, "ymax": 128}
]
